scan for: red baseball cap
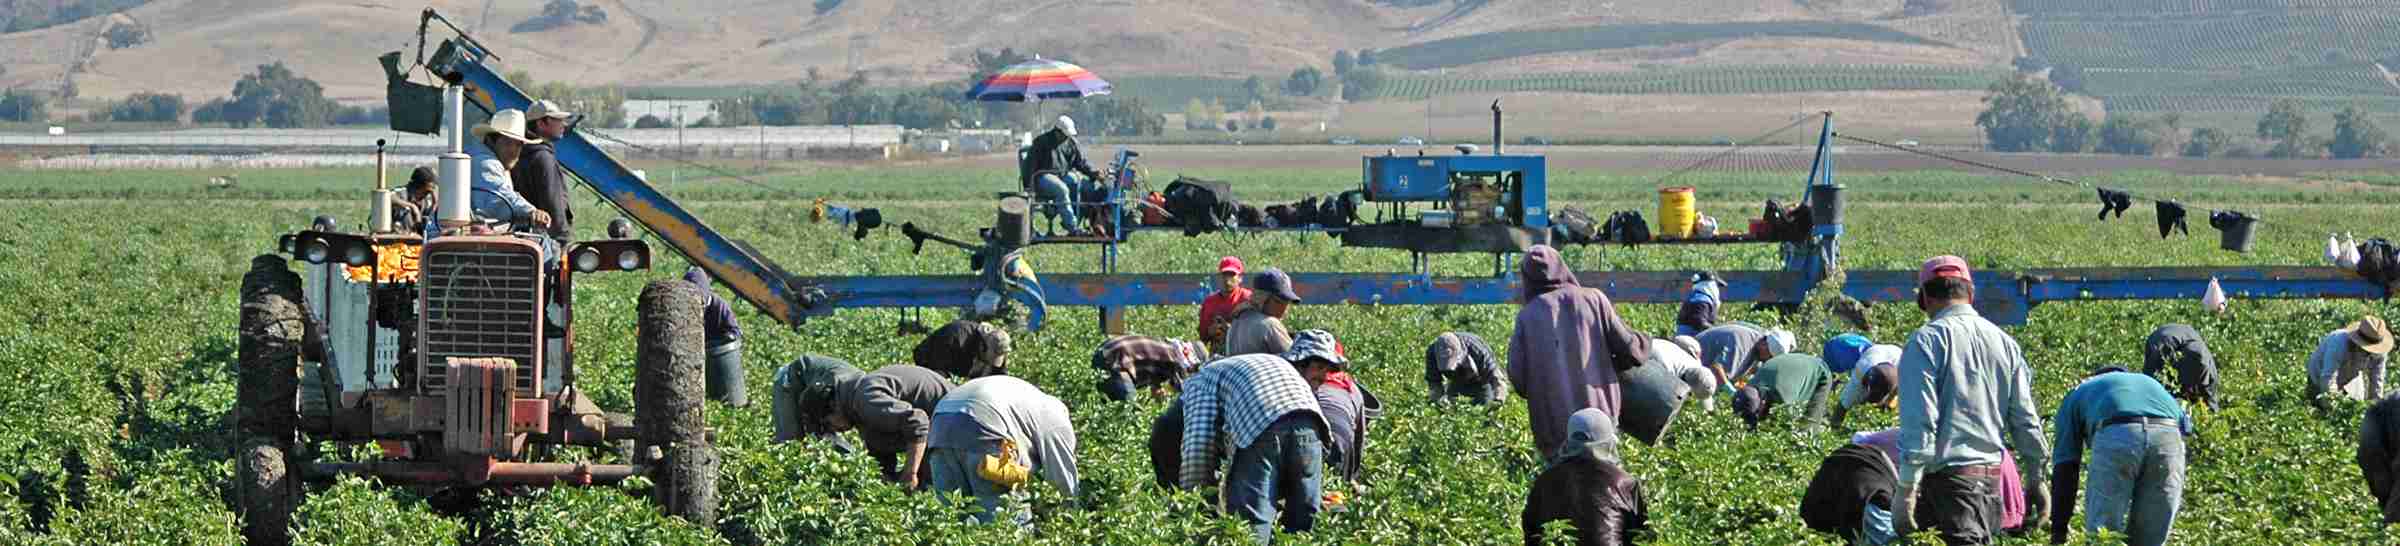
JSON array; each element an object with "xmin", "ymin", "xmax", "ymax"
[
  {"xmin": 1218, "ymin": 256, "xmax": 1245, "ymax": 274},
  {"xmin": 1918, "ymin": 255, "xmax": 1972, "ymax": 284}
]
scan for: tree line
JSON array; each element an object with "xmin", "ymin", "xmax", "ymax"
[{"xmin": 1975, "ymin": 76, "xmax": 2389, "ymax": 159}]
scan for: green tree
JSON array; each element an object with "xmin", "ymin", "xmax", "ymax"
[
  {"xmin": 2097, "ymin": 115, "xmax": 2164, "ymax": 156},
  {"xmin": 1244, "ymin": 75, "xmax": 1269, "ymax": 102},
  {"xmin": 1357, "ymin": 48, "xmax": 1379, "ymax": 67},
  {"xmin": 2050, "ymin": 114, "xmax": 2096, "ymax": 153},
  {"xmin": 0, "ymin": 89, "xmax": 47, "ymax": 122},
  {"xmin": 633, "ymin": 114, "xmax": 670, "ymax": 128},
  {"xmin": 218, "ymin": 62, "xmax": 339, "ymax": 128},
  {"xmin": 1065, "ymin": 96, "xmax": 1165, "ymax": 136},
  {"xmin": 1341, "ymin": 68, "xmax": 1388, "ymax": 102},
  {"xmin": 2182, "ymin": 127, "xmax": 2230, "ymax": 157},
  {"xmin": 1285, "ymin": 67, "xmax": 1324, "ymax": 97},
  {"xmin": 2256, "ymin": 99, "xmax": 2310, "ymax": 157},
  {"xmin": 1973, "ymin": 77, "xmax": 2076, "ymax": 152},
  {"xmin": 1333, "ymin": 50, "xmax": 1355, "ymax": 75},
  {"xmin": 710, "ymin": 98, "xmax": 759, "ymax": 126},
  {"xmin": 107, "ymin": 92, "xmax": 183, "ymax": 123},
  {"xmin": 2329, "ymin": 105, "xmax": 2390, "ymax": 159}
]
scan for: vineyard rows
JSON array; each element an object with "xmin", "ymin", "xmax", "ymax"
[
  {"xmin": 1377, "ymin": 65, "xmax": 2007, "ymax": 100},
  {"xmin": 2020, "ymin": 10, "xmax": 2400, "ymax": 69},
  {"xmin": 2012, "ymin": 0, "xmax": 2394, "ymax": 14},
  {"xmin": 1375, "ymin": 21, "xmax": 1946, "ymax": 70},
  {"xmin": 2080, "ymin": 64, "xmax": 2400, "ymax": 98},
  {"xmin": 2100, "ymin": 94, "xmax": 2400, "ymax": 112}
]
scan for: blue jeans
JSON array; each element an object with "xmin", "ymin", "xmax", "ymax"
[
  {"xmin": 926, "ymin": 443, "xmax": 1030, "ymax": 526},
  {"xmin": 1224, "ymin": 413, "xmax": 1324, "ymax": 543},
  {"xmin": 1035, "ymin": 173, "xmax": 1083, "ymax": 231},
  {"xmin": 2085, "ymin": 423, "xmax": 2185, "ymax": 546}
]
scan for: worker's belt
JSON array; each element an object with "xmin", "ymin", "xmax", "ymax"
[
  {"xmin": 1941, "ymin": 463, "xmax": 2004, "ymax": 479},
  {"xmin": 2101, "ymin": 415, "xmax": 2178, "ymax": 427}
]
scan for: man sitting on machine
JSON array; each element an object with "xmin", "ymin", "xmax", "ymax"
[{"xmin": 1024, "ymin": 115, "xmax": 1103, "ymax": 235}]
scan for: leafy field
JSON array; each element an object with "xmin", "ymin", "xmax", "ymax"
[
  {"xmin": 1377, "ymin": 66, "xmax": 2008, "ymax": 101},
  {"xmin": 1374, "ymin": 22, "xmax": 1949, "ymax": 70},
  {"xmin": 1, "ymin": 163, "xmax": 2397, "ymax": 545}
]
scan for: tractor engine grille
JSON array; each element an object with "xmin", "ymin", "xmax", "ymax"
[{"xmin": 418, "ymin": 244, "xmax": 543, "ymax": 395}]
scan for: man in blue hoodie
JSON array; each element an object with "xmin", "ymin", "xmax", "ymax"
[{"xmin": 685, "ymin": 267, "xmax": 747, "ymax": 406}]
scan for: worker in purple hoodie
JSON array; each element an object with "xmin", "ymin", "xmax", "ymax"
[
  {"xmin": 685, "ymin": 266, "xmax": 748, "ymax": 407},
  {"xmin": 1508, "ymin": 245, "xmax": 1650, "ymax": 456}
]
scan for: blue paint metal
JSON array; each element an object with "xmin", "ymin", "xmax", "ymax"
[
  {"xmin": 1360, "ymin": 154, "xmax": 1550, "ymax": 228},
  {"xmin": 797, "ymin": 269, "xmax": 1809, "ymax": 310},
  {"xmin": 430, "ymin": 41, "xmax": 808, "ymax": 326},
  {"xmin": 1844, "ymin": 266, "xmax": 2385, "ymax": 325}
]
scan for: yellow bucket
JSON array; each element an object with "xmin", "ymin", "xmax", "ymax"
[{"xmin": 1658, "ymin": 186, "xmax": 1697, "ymax": 238}]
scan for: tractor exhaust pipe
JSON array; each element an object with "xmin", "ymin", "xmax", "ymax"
[
  {"xmin": 436, "ymin": 84, "xmax": 473, "ymax": 230},
  {"xmin": 1490, "ymin": 99, "xmax": 1503, "ymax": 155}
]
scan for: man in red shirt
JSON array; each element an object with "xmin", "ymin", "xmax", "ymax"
[{"xmin": 1198, "ymin": 256, "xmax": 1250, "ymax": 350}]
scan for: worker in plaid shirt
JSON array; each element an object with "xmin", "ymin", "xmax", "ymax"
[{"xmin": 1177, "ymin": 353, "xmax": 1331, "ymax": 543}]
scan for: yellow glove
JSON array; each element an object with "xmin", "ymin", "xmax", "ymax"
[{"xmin": 977, "ymin": 438, "xmax": 1031, "ymax": 488}]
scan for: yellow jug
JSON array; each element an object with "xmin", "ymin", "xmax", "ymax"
[{"xmin": 977, "ymin": 438, "xmax": 1031, "ymax": 487}]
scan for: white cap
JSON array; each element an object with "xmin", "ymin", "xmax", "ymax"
[
  {"xmin": 1056, "ymin": 115, "xmax": 1076, "ymax": 136},
  {"xmin": 527, "ymin": 99, "xmax": 574, "ymax": 120},
  {"xmin": 1763, "ymin": 328, "xmax": 1795, "ymax": 357}
]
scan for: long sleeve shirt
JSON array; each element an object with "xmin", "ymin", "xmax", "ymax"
[
  {"xmin": 1221, "ymin": 307, "xmax": 1293, "ymax": 357},
  {"xmin": 1177, "ymin": 354, "xmax": 1326, "ymax": 489},
  {"xmin": 1197, "ymin": 288, "xmax": 1251, "ymax": 347},
  {"xmin": 835, "ymin": 365, "xmax": 954, "ymax": 475},
  {"xmin": 1752, "ymin": 353, "xmax": 1835, "ymax": 431},
  {"xmin": 1840, "ymin": 344, "xmax": 1904, "ymax": 409},
  {"xmin": 510, "ymin": 141, "xmax": 572, "ymax": 237},
  {"xmin": 465, "ymin": 143, "xmax": 538, "ymax": 229},
  {"xmin": 1093, "ymin": 335, "xmax": 1198, "ymax": 389},
  {"xmin": 2050, "ymin": 373, "xmax": 2192, "ymax": 466},
  {"xmin": 928, "ymin": 376, "xmax": 1079, "ymax": 496},
  {"xmin": 1427, "ymin": 332, "xmax": 1507, "ymax": 403},
  {"xmin": 1696, "ymin": 322, "xmax": 1769, "ymax": 380},
  {"xmin": 1895, "ymin": 304, "xmax": 2050, "ymax": 491},
  {"xmin": 2308, "ymin": 329, "xmax": 2388, "ymax": 400},
  {"xmin": 2358, "ymin": 395, "xmax": 2400, "ymax": 523}
]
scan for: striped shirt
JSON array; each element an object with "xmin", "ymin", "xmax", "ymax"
[{"xmin": 1177, "ymin": 354, "xmax": 1325, "ymax": 489}]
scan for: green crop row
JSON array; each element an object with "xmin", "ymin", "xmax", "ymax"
[
  {"xmin": 2080, "ymin": 64, "xmax": 2400, "ymax": 99},
  {"xmin": 1375, "ymin": 65, "xmax": 2007, "ymax": 100}
]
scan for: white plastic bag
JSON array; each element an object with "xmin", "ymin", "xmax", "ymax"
[
  {"xmin": 2341, "ymin": 241, "xmax": 2363, "ymax": 271},
  {"xmin": 1695, "ymin": 214, "xmax": 1719, "ymax": 237},
  {"xmin": 2328, "ymin": 234, "xmax": 2345, "ymax": 264},
  {"xmin": 2201, "ymin": 277, "xmax": 2228, "ymax": 313}
]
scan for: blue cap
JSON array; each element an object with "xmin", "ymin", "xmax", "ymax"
[{"xmin": 1824, "ymin": 333, "xmax": 1873, "ymax": 374}]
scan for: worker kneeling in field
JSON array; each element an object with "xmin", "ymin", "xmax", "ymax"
[
  {"xmin": 1223, "ymin": 267, "xmax": 1301, "ymax": 357},
  {"xmin": 1521, "ymin": 408, "xmax": 1650, "ymax": 546},
  {"xmin": 1617, "ymin": 335, "xmax": 1716, "ymax": 446},
  {"xmin": 1826, "ymin": 333, "xmax": 1903, "ymax": 428},
  {"xmin": 2143, "ymin": 324, "xmax": 2220, "ymax": 411},
  {"xmin": 1092, "ymin": 334, "xmax": 1206, "ymax": 401},
  {"xmin": 1732, "ymin": 352, "xmax": 1835, "ymax": 434},
  {"xmin": 684, "ymin": 267, "xmax": 748, "ymax": 407},
  {"xmin": 1509, "ymin": 245, "xmax": 1649, "ymax": 457},
  {"xmin": 773, "ymin": 357, "xmax": 954, "ymax": 490},
  {"xmin": 1176, "ymin": 352, "xmax": 1331, "ymax": 542},
  {"xmin": 1289, "ymin": 330, "xmax": 1381, "ymax": 486},
  {"xmin": 2304, "ymin": 316, "xmax": 2392, "ymax": 408},
  {"xmin": 2047, "ymin": 367, "xmax": 2192, "ymax": 546},
  {"xmin": 926, "ymin": 375, "xmax": 1079, "ymax": 526},
  {"xmin": 1425, "ymin": 331, "xmax": 1506, "ymax": 405},
  {"xmin": 2356, "ymin": 394, "xmax": 2400, "ymax": 523},
  {"xmin": 915, "ymin": 319, "xmax": 1014, "ymax": 379},
  {"xmin": 1695, "ymin": 321, "xmax": 1792, "ymax": 398}
]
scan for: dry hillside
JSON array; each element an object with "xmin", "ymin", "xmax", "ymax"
[{"xmin": 0, "ymin": 0, "xmax": 2017, "ymax": 104}]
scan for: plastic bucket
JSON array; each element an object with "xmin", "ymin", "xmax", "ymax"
[
  {"xmin": 1658, "ymin": 186, "xmax": 1698, "ymax": 238},
  {"xmin": 1807, "ymin": 184, "xmax": 1846, "ymax": 227},
  {"xmin": 2213, "ymin": 212, "xmax": 2258, "ymax": 253}
]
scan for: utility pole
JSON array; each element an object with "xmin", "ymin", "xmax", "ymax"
[{"xmin": 670, "ymin": 103, "xmax": 684, "ymax": 186}]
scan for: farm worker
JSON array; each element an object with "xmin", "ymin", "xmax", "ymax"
[
  {"xmin": 1617, "ymin": 336, "xmax": 1716, "ymax": 445},
  {"xmin": 1731, "ymin": 352, "xmax": 1835, "ymax": 434},
  {"xmin": 1854, "ymin": 427, "xmax": 2032, "ymax": 540},
  {"xmin": 1027, "ymin": 115, "xmax": 1102, "ymax": 234},
  {"xmin": 390, "ymin": 166, "xmax": 437, "ymax": 233},
  {"xmin": 1289, "ymin": 330, "xmax": 1380, "ymax": 485},
  {"xmin": 1223, "ymin": 267, "xmax": 1301, "ymax": 357},
  {"xmin": 1175, "ymin": 353, "xmax": 1331, "ymax": 542},
  {"xmin": 515, "ymin": 100, "xmax": 575, "ymax": 239},
  {"xmin": 925, "ymin": 375, "xmax": 1079, "ymax": 525},
  {"xmin": 1507, "ymin": 244, "xmax": 1649, "ymax": 457},
  {"xmin": 1091, "ymin": 334, "xmax": 1207, "ymax": 401},
  {"xmin": 1674, "ymin": 272, "xmax": 1723, "ymax": 337},
  {"xmin": 2045, "ymin": 366, "xmax": 2192, "ymax": 546},
  {"xmin": 914, "ymin": 320, "xmax": 1013, "ymax": 379},
  {"xmin": 1891, "ymin": 255, "xmax": 2053, "ymax": 544},
  {"xmin": 2355, "ymin": 393, "xmax": 2400, "ymax": 523},
  {"xmin": 1800, "ymin": 441, "xmax": 1898, "ymax": 544},
  {"xmin": 769, "ymin": 354, "xmax": 859, "ymax": 448},
  {"xmin": 1149, "ymin": 400, "xmax": 1188, "ymax": 489},
  {"xmin": 2141, "ymin": 324, "xmax": 2220, "ymax": 411},
  {"xmin": 800, "ymin": 362, "xmax": 955, "ymax": 490},
  {"xmin": 458, "ymin": 108, "xmax": 552, "ymax": 234},
  {"xmin": 1827, "ymin": 333, "xmax": 1905, "ymax": 428},
  {"xmin": 2304, "ymin": 315, "xmax": 2393, "ymax": 407},
  {"xmin": 1199, "ymin": 256, "xmax": 1252, "ymax": 349},
  {"xmin": 1695, "ymin": 322, "xmax": 1792, "ymax": 396},
  {"xmin": 1520, "ymin": 408, "xmax": 1650, "ymax": 546},
  {"xmin": 1425, "ymin": 331, "xmax": 1507, "ymax": 404},
  {"xmin": 684, "ymin": 267, "xmax": 747, "ymax": 407}
]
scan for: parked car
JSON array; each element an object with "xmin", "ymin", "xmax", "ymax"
[
  {"xmin": 1331, "ymin": 136, "xmax": 1358, "ymax": 145},
  {"xmin": 1519, "ymin": 136, "xmax": 1549, "ymax": 146},
  {"xmin": 1895, "ymin": 139, "xmax": 1921, "ymax": 148},
  {"xmin": 1398, "ymin": 136, "xmax": 1424, "ymax": 146}
]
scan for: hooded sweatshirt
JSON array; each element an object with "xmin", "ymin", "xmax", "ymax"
[
  {"xmin": 1507, "ymin": 245, "xmax": 1650, "ymax": 456},
  {"xmin": 1523, "ymin": 408, "xmax": 1648, "ymax": 546},
  {"xmin": 684, "ymin": 268, "xmax": 743, "ymax": 347}
]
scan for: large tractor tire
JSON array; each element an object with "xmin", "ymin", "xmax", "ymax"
[
  {"xmin": 635, "ymin": 280, "xmax": 717, "ymax": 524},
  {"xmin": 234, "ymin": 435, "xmax": 300, "ymax": 546},
  {"xmin": 235, "ymin": 255, "xmax": 307, "ymax": 545}
]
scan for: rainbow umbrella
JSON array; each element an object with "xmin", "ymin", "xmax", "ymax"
[{"xmin": 964, "ymin": 57, "xmax": 1112, "ymax": 102}]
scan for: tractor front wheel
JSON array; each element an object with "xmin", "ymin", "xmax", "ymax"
[
  {"xmin": 234, "ymin": 436, "xmax": 300, "ymax": 546},
  {"xmin": 635, "ymin": 279, "xmax": 717, "ymax": 524},
  {"xmin": 235, "ymin": 255, "xmax": 307, "ymax": 544}
]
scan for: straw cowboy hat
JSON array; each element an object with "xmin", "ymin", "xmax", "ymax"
[
  {"xmin": 2352, "ymin": 316, "xmax": 2395, "ymax": 355},
  {"xmin": 471, "ymin": 109, "xmax": 541, "ymax": 144}
]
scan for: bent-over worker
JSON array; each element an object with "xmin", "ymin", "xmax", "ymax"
[
  {"xmin": 2356, "ymin": 393, "xmax": 2400, "ymax": 523},
  {"xmin": 1289, "ymin": 330, "xmax": 1379, "ymax": 485},
  {"xmin": 2306, "ymin": 316, "xmax": 2393, "ymax": 407},
  {"xmin": 1733, "ymin": 352, "xmax": 1835, "ymax": 434},
  {"xmin": 1177, "ymin": 353, "xmax": 1331, "ymax": 542},
  {"xmin": 786, "ymin": 361, "xmax": 954, "ymax": 490},
  {"xmin": 926, "ymin": 375, "xmax": 1079, "ymax": 525},
  {"xmin": 2047, "ymin": 367, "xmax": 2191, "ymax": 546},
  {"xmin": 1426, "ymin": 331, "xmax": 1507, "ymax": 404},
  {"xmin": 1521, "ymin": 408, "xmax": 1650, "ymax": 546},
  {"xmin": 1092, "ymin": 335, "xmax": 1206, "ymax": 401},
  {"xmin": 2142, "ymin": 324, "xmax": 2219, "ymax": 411},
  {"xmin": 1695, "ymin": 322, "xmax": 1792, "ymax": 397},
  {"xmin": 1826, "ymin": 333, "xmax": 1904, "ymax": 428},
  {"xmin": 916, "ymin": 320, "xmax": 1014, "ymax": 379},
  {"xmin": 1617, "ymin": 336, "xmax": 1716, "ymax": 445},
  {"xmin": 685, "ymin": 267, "xmax": 747, "ymax": 407}
]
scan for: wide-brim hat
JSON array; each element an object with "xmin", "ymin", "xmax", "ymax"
[
  {"xmin": 2352, "ymin": 316, "xmax": 2395, "ymax": 355},
  {"xmin": 1283, "ymin": 329, "xmax": 1348, "ymax": 369},
  {"xmin": 471, "ymin": 109, "xmax": 542, "ymax": 144}
]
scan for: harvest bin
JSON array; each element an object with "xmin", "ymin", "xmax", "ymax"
[{"xmin": 1808, "ymin": 184, "xmax": 1846, "ymax": 228}]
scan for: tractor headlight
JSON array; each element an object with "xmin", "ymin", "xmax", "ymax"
[
  {"xmin": 302, "ymin": 240, "xmax": 331, "ymax": 264},
  {"xmin": 343, "ymin": 244, "xmax": 373, "ymax": 267},
  {"xmin": 617, "ymin": 248, "xmax": 644, "ymax": 270},
  {"xmin": 573, "ymin": 248, "xmax": 601, "ymax": 273}
]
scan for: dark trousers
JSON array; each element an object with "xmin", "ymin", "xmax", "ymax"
[{"xmin": 1917, "ymin": 464, "xmax": 2003, "ymax": 545}]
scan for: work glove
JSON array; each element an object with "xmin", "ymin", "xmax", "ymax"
[
  {"xmin": 2023, "ymin": 479, "xmax": 2050, "ymax": 538},
  {"xmin": 1890, "ymin": 483, "xmax": 1918, "ymax": 537}
]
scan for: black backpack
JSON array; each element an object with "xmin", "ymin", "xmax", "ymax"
[
  {"xmin": 1163, "ymin": 177, "xmax": 1236, "ymax": 236},
  {"xmin": 1235, "ymin": 203, "xmax": 1266, "ymax": 228},
  {"xmin": 1328, "ymin": 190, "xmax": 1367, "ymax": 229},
  {"xmin": 2362, "ymin": 238, "xmax": 2398, "ymax": 300}
]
